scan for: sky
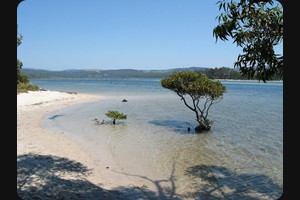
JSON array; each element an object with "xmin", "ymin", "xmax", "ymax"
[{"xmin": 17, "ymin": 0, "xmax": 282, "ymax": 71}]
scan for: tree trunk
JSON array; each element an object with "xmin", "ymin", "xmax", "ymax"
[
  {"xmin": 113, "ymin": 119, "xmax": 116, "ymax": 125},
  {"xmin": 195, "ymin": 116, "xmax": 211, "ymax": 133},
  {"xmin": 195, "ymin": 124, "xmax": 211, "ymax": 133}
]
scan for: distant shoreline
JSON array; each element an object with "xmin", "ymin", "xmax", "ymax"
[
  {"xmin": 22, "ymin": 67, "xmax": 283, "ymax": 81},
  {"xmin": 215, "ymin": 79, "xmax": 283, "ymax": 83}
]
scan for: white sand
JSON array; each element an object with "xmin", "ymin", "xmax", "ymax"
[{"xmin": 17, "ymin": 90, "xmax": 150, "ymax": 199}]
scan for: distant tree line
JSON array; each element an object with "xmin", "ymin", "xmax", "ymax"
[
  {"xmin": 23, "ymin": 67, "xmax": 282, "ymax": 80},
  {"xmin": 203, "ymin": 67, "xmax": 282, "ymax": 80}
]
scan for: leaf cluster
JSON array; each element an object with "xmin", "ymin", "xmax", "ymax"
[
  {"xmin": 213, "ymin": 0, "xmax": 283, "ymax": 82},
  {"xmin": 105, "ymin": 110, "xmax": 127, "ymax": 120},
  {"xmin": 161, "ymin": 71, "xmax": 226, "ymax": 99},
  {"xmin": 17, "ymin": 31, "xmax": 31, "ymax": 85}
]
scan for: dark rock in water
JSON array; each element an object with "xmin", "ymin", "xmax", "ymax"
[
  {"xmin": 122, "ymin": 99, "xmax": 128, "ymax": 102},
  {"xmin": 187, "ymin": 127, "xmax": 191, "ymax": 132}
]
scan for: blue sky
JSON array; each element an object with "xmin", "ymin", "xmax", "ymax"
[{"xmin": 17, "ymin": 0, "xmax": 282, "ymax": 71}]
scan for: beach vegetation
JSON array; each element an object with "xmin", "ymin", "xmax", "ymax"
[
  {"xmin": 17, "ymin": 82, "xmax": 39, "ymax": 94},
  {"xmin": 105, "ymin": 110, "xmax": 127, "ymax": 125},
  {"xmin": 92, "ymin": 118, "xmax": 105, "ymax": 125},
  {"xmin": 130, "ymin": 183, "xmax": 148, "ymax": 191},
  {"xmin": 17, "ymin": 29, "xmax": 39, "ymax": 94},
  {"xmin": 213, "ymin": 0, "xmax": 283, "ymax": 82},
  {"xmin": 161, "ymin": 71, "xmax": 226, "ymax": 133}
]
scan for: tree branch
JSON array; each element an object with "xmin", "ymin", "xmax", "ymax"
[{"xmin": 177, "ymin": 93, "xmax": 195, "ymax": 112}]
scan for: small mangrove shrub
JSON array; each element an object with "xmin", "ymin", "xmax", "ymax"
[
  {"xmin": 130, "ymin": 184, "xmax": 148, "ymax": 191},
  {"xmin": 105, "ymin": 110, "xmax": 127, "ymax": 124},
  {"xmin": 92, "ymin": 118, "xmax": 105, "ymax": 125}
]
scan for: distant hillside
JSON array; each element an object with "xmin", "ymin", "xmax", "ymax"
[
  {"xmin": 22, "ymin": 67, "xmax": 208, "ymax": 79},
  {"xmin": 22, "ymin": 66, "xmax": 281, "ymax": 80}
]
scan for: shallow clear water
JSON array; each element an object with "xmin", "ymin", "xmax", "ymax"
[{"xmin": 33, "ymin": 78, "xmax": 283, "ymax": 199}]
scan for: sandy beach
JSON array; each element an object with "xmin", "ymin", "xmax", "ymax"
[{"xmin": 17, "ymin": 90, "xmax": 152, "ymax": 199}]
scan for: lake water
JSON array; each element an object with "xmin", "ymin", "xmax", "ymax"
[{"xmin": 32, "ymin": 78, "xmax": 283, "ymax": 199}]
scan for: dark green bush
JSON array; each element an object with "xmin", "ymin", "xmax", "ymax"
[{"xmin": 17, "ymin": 82, "xmax": 40, "ymax": 94}]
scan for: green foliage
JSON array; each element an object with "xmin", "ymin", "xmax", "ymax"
[
  {"xmin": 17, "ymin": 60, "xmax": 29, "ymax": 84},
  {"xmin": 17, "ymin": 30, "xmax": 39, "ymax": 93},
  {"xmin": 17, "ymin": 31, "xmax": 30, "ymax": 85},
  {"xmin": 130, "ymin": 183, "xmax": 148, "ymax": 191},
  {"xmin": 161, "ymin": 71, "xmax": 226, "ymax": 98},
  {"xmin": 105, "ymin": 110, "xmax": 127, "ymax": 125},
  {"xmin": 17, "ymin": 82, "xmax": 40, "ymax": 94},
  {"xmin": 17, "ymin": 32, "xmax": 23, "ymax": 47},
  {"xmin": 161, "ymin": 71, "xmax": 226, "ymax": 132},
  {"xmin": 213, "ymin": 0, "xmax": 283, "ymax": 82}
]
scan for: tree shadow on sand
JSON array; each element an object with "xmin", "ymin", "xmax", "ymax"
[
  {"xmin": 184, "ymin": 164, "xmax": 283, "ymax": 200},
  {"xmin": 17, "ymin": 154, "xmax": 180, "ymax": 200},
  {"xmin": 17, "ymin": 154, "xmax": 283, "ymax": 200},
  {"xmin": 17, "ymin": 154, "xmax": 130, "ymax": 200},
  {"xmin": 112, "ymin": 162, "xmax": 182, "ymax": 200},
  {"xmin": 113, "ymin": 163, "xmax": 283, "ymax": 200}
]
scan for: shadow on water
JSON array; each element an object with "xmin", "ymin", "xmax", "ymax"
[
  {"xmin": 184, "ymin": 164, "xmax": 283, "ymax": 200},
  {"xmin": 114, "ymin": 163, "xmax": 282, "ymax": 200},
  {"xmin": 17, "ymin": 154, "xmax": 283, "ymax": 200},
  {"xmin": 148, "ymin": 120, "xmax": 197, "ymax": 134}
]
